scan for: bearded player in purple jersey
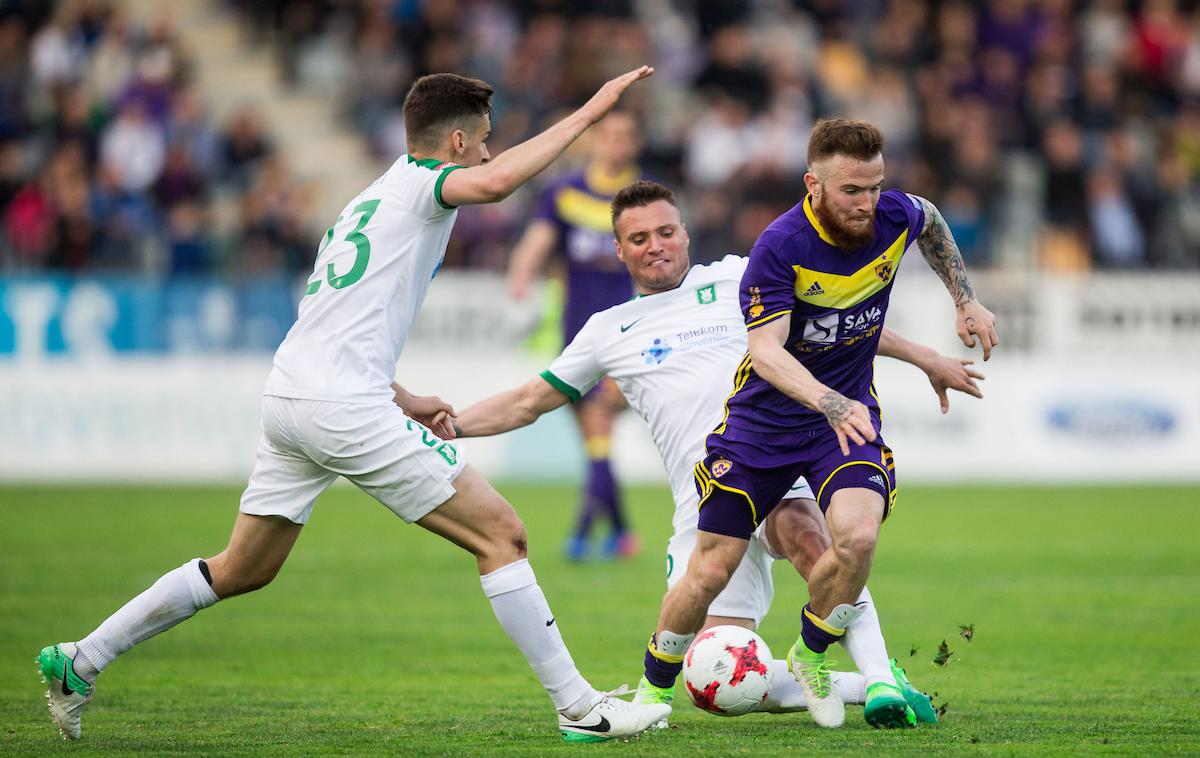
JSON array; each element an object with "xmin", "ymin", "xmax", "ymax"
[
  {"xmin": 508, "ymin": 111, "xmax": 645, "ymax": 561},
  {"xmin": 638, "ymin": 119, "xmax": 999, "ymax": 729}
]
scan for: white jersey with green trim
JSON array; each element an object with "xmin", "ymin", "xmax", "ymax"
[
  {"xmin": 265, "ymin": 155, "xmax": 463, "ymax": 404},
  {"xmin": 543, "ymin": 254, "xmax": 762, "ymax": 535}
]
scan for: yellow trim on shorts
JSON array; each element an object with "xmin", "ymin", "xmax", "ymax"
[
  {"xmin": 697, "ymin": 460, "xmax": 759, "ymax": 527},
  {"xmin": 804, "ymin": 606, "xmax": 846, "ymax": 637},
  {"xmin": 693, "ymin": 461, "xmax": 713, "ymax": 502},
  {"xmin": 816, "ymin": 460, "xmax": 891, "ymax": 510},
  {"xmin": 713, "ymin": 353, "xmax": 754, "ymax": 436}
]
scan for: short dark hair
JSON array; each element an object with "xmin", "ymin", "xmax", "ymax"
[
  {"xmin": 403, "ymin": 74, "xmax": 494, "ymax": 152},
  {"xmin": 611, "ymin": 180, "xmax": 678, "ymax": 227},
  {"xmin": 807, "ymin": 118, "xmax": 885, "ymax": 167}
]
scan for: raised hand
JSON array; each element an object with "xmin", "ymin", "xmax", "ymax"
[{"xmin": 579, "ymin": 66, "xmax": 654, "ymax": 125}]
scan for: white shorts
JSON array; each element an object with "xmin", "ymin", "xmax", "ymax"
[
  {"xmin": 239, "ymin": 396, "xmax": 467, "ymax": 525},
  {"xmin": 665, "ymin": 476, "xmax": 814, "ymax": 626}
]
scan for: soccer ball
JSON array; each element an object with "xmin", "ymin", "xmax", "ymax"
[{"xmin": 682, "ymin": 625, "xmax": 773, "ymax": 716}]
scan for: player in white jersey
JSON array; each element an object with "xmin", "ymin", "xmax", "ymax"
[
  {"xmin": 449, "ymin": 180, "xmax": 983, "ymax": 727},
  {"xmin": 37, "ymin": 69, "xmax": 671, "ymax": 744}
]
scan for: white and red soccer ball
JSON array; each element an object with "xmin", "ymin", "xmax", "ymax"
[{"xmin": 683, "ymin": 625, "xmax": 773, "ymax": 716}]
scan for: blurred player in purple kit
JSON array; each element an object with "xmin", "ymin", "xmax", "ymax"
[
  {"xmin": 508, "ymin": 111, "xmax": 645, "ymax": 560},
  {"xmin": 639, "ymin": 119, "xmax": 999, "ymax": 729}
]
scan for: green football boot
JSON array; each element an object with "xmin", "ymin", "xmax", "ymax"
[
  {"xmin": 37, "ymin": 643, "xmax": 93, "ymax": 740},
  {"xmin": 864, "ymin": 680, "xmax": 917, "ymax": 729},
  {"xmin": 891, "ymin": 659, "xmax": 938, "ymax": 724},
  {"xmin": 632, "ymin": 676, "xmax": 673, "ymax": 729}
]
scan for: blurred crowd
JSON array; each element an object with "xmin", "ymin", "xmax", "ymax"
[
  {"xmin": 236, "ymin": 0, "xmax": 1200, "ymax": 271},
  {"xmin": 3, "ymin": 0, "xmax": 1199, "ymax": 277},
  {"xmin": 0, "ymin": 0, "xmax": 316, "ymax": 277}
]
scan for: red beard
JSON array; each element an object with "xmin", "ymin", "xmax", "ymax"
[{"xmin": 812, "ymin": 197, "xmax": 876, "ymax": 250}]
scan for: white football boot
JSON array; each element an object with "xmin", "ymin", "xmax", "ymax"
[{"xmin": 559, "ymin": 685, "xmax": 672, "ymax": 742}]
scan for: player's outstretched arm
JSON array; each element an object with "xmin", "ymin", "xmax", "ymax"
[
  {"xmin": 452, "ymin": 377, "xmax": 570, "ymax": 439},
  {"xmin": 909, "ymin": 194, "xmax": 1000, "ymax": 360},
  {"xmin": 441, "ymin": 66, "xmax": 654, "ymax": 207},
  {"xmin": 877, "ymin": 328, "xmax": 984, "ymax": 414},
  {"xmin": 507, "ymin": 220, "xmax": 559, "ymax": 300},
  {"xmin": 748, "ymin": 314, "xmax": 875, "ymax": 455}
]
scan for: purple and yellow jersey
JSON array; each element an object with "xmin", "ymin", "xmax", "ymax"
[
  {"xmin": 533, "ymin": 164, "xmax": 641, "ymax": 342},
  {"xmin": 716, "ymin": 190, "xmax": 925, "ymax": 461}
]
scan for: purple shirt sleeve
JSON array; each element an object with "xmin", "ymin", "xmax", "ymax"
[
  {"xmin": 740, "ymin": 233, "xmax": 798, "ymax": 330},
  {"xmin": 898, "ymin": 191, "xmax": 928, "ymax": 238}
]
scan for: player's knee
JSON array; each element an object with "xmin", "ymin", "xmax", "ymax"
[
  {"xmin": 771, "ymin": 507, "xmax": 827, "ymax": 576},
  {"xmin": 482, "ymin": 508, "xmax": 528, "ymax": 562},
  {"xmin": 692, "ymin": 555, "xmax": 736, "ymax": 597},
  {"xmin": 834, "ymin": 522, "xmax": 878, "ymax": 565}
]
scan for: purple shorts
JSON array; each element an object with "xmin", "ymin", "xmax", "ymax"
[{"xmin": 693, "ymin": 431, "xmax": 897, "ymax": 540}]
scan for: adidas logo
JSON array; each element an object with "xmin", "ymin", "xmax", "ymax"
[
  {"xmin": 804, "ymin": 281, "xmax": 825, "ymax": 296},
  {"xmin": 868, "ymin": 474, "xmax": 886, "ymax": 488}
]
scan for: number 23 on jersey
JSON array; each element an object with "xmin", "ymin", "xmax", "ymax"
[{"xmin": 304, "ymin": 199, "xmax": 380, "ymax": 296}]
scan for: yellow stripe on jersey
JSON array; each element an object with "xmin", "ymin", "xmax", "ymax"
[
  {"xmin": 585, "ymin": 163, "xmax": 640, "ymax": 195},
  {"xmin": 791, "ymin": 232, "xmax": 909, "ymax": 310},
  {"xmin": 803, "ymin": 194, "xmax": 838, "ymax": 247},
  {"xmin": 869, "ymin": 380, "xmax": 883, "ymax": 425},
  {"xmin": 747, "ymin": 309, "xmax": 791, "ymax": 329},
  {"xmin": 713, "ymin": 353, "xmax": 754, "ymax": 435},
  {"xmin": 555, "ymin": 187, "xmax": 615, "ymax": 232}
]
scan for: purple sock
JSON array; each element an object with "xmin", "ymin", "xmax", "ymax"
[
  {"xmin": 644, "ymin": 635, "xmax": 683, "ymax": 689},
  {"xmin": 588, "ymin": 457, "xmax": 626, "ymax": 534},
  {"xmin": 573, "ymin": 457, "xmax": 624, "ymax": 539},
  {"xmin": 800, "ymin": 603, "xmax": 844, "ymax": 654}
]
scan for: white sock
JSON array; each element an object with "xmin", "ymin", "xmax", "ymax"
[
  {"xmin": 480, "ymin": 558, "xmax": 596, "ymax": 717},
  {"xmin": 759, "ymin": 660, "xmax": 867, "ymax": 711},
  {"xmin": 840, "ymin": 587, "xmax": 894, "ymax": 689},
  {"xmin": 833, "ymin": 670, "xmax": 867, "ymax": 704},
  {"xmin": 75, "ymin": 559, "xmax": 218, "ymax": 678}
]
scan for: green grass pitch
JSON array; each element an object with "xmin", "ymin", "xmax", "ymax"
[{"xmin": 2, "ymin": 483, "xmax": 1198, "ymax": 755}]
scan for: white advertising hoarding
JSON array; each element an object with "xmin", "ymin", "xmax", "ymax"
[{"xmin": 0, "ymin": 271, "xmax": 1197, "ymax": 483}]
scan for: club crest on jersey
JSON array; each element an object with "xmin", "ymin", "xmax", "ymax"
[
  {"xmin": 711, "ymin": 459, "xmax": 732, "ymax": 478},
  {"xmin": 874, "ymin": 259, "xmax": 893, "ymax": 282},
  {"xmin": 696, "ymin": 284, "xmax": 717, "ymax": 305}
]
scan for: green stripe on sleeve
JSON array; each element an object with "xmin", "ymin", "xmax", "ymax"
[
  {"xmin": 435, "ymin": 165, "xmax": 466, "ymax": 209},
  {"xmin": 539, "ymin": 370, "xmax": 582, "ymax": 403}
]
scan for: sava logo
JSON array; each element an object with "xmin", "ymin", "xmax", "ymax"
[{"xmin": 844, "ymin": 306, "xmax": 883, "ymax": 332}]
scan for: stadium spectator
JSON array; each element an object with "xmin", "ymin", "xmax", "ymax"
[{"xmin": 3, "ymin": 1, "xmax": 1199, "ymax": 277}]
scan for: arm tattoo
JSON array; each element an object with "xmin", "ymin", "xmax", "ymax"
[
  {"xmin": 819, "ymin": 391, "xmax": 853, "ymax": 424},
  {"xmin": 916, "ymin": 196, "xmax": 976, "ymax": 306}
]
